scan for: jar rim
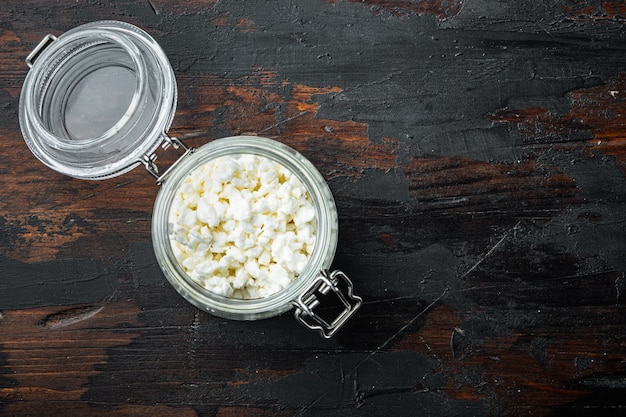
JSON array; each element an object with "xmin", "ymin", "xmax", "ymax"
[
  {"xmin": 26, "ymin": 29, "xmax": 147, "ymax": 150},
  {"xmin": 152, "ymin": 136, "xmax": 339, "ymax": 320}
]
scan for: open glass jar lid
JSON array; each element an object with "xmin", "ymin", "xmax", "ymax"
[{"xmin": 19, "ymin": 21, "xmax": 362, "ymax": 338}]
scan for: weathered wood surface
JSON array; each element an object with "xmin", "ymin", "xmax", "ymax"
[{"xmin": 1, "ymin": 1, "xmax": 626, "ymax": 416}]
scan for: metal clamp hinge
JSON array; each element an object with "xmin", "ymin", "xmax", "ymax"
[
  {"xmin": 293, "ymin": 270, "xmax": 363, "ymax": 339},
  {"xmin": 142, "ymin": 135, "xmax": 194, "ymax": 185},
  {"xmin": 26, "ymin": 34, "xmax": 58, "ymax": 68}
]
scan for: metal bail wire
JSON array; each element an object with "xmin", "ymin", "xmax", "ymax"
[
  {"xmin": 293, "ymin": 269, "xmax": 363, "ymax": 339},
  {"xmin": 26, "ymin": 33, "xmax": 57, "ymax": 68},
  {"xmin": 142, "ymin": 135, "xmax": 194, "ymax": 185}
]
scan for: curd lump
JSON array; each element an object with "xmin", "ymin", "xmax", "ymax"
[{"xmin": 168, "ymin": 154, "xmax": 317, "ymax": 299}]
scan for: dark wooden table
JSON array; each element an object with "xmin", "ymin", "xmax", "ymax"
[{"xmin": 2, "ymin": 1, "xmax": 626, "ymax": 416}]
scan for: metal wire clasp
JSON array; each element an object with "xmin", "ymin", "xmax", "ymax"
[
  {"xmin": 142, "ymin": 135, "xmax": 194, "ymax": 185},
  {"xmin": 26, "ymin": 33, "xmax": 57, "ymax": 68},
  {"xmin": 293, "ymin": 270, "xmax": 362, "ymax": 339}
]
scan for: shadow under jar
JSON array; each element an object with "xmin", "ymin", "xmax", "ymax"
[{"xmin": 19, "ymin": 20, "xmax": 361, "ymax": 338}]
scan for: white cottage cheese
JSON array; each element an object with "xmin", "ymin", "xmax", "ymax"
[{"xmin": 168, "ymin": 154, "xmax": 317, "ymax": 299}]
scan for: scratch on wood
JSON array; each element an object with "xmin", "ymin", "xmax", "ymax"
[
  {"xmin": 615, "ymin": 272, "xmax": 625, "ymax": 303},
  {"xmin": 48, "ymin": 192, "xmax": 97, "ymax": 211},
  {"xmin": 461, "ymin": 220, "xmax": 522, "ymax": 279},
  {"xmin": 351, "ymin": 287, "xmax": 449, "ymax": 373},
  {"xmin": 294, "ymin": 390, "xmax": 329, "ymax": 417},
  {"xmin": 258, "ymin": 110, "xmax": 308, "ymax": 134},
  {"xmin": 356, "ymin": 385, "xmax": 425, "ymax": 404},
  {"xmin": 578, "ymin": 376, "xmax": 626, "ymax": 389},
  {"xmin": 186, "ymin": 310, "xmax": 201, "ymax": 366},
  {"xmin": 147, "ymin": 0, "xmax": 160, "ymax": 15},
  {"xmin": 39, "ymin": 305, "xmax": 104, "ymax": 329}
]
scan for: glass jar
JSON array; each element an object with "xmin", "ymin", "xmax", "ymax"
[
  {"xmin": 19, "ymin": 20, "xmax": 177, "ymax": 179},
  {"xmin": 19, "ymin": 21, "xmax": 361, "ymax": 338}
]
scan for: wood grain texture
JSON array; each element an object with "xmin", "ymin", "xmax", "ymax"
[{"xmin": 1, "ymin": 0, "xmax": 626, "ymax": 416}]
